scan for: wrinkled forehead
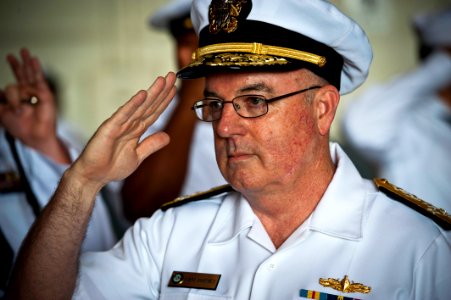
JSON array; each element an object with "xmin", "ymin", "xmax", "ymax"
[{"xmin": 204, "ymin": 68, "xmax": 311, "ymax": 94}]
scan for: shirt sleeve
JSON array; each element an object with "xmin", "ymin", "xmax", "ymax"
[
  {"xmin": 74, "ymin": 210, "xmax": 174, "ymax": 299},
  {"xmin": 412, "ymin": 232, "xmax": 451, "ymax": 298}
]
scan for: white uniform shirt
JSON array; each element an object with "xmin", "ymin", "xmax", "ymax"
[
  {"xmin": 144, "ymin": 93, "xmax": 226, "ymax": 196},
  {"xmin": 75, "ymin": 143, "xmax": 450, "ymax": 299},
  {"xmin": 0, "ymin": 128, "xmax": 117, "ymax": 255},
  {"xmin": 342, "ymin": 51, "xmax": 451, "ymax": 213}
]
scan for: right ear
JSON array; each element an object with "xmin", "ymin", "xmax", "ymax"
[{"xmin": 313, "ymin": 85, "xmax": 340, "ymax": 136}]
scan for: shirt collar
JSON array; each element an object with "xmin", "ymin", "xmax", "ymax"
[
  {"xmin": 207, "ymin": 191, "xmax": 255, "ymax": 245},
  {"xmin": 207, "ymin": 143, "xmax": 375, "ymax": 244},
  {"xmin": 309, "ymin": 143, "xmax": 375, "ymax": 240}
]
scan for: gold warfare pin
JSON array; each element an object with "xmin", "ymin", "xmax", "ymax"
[
  {"xmin": 319, "ymin": 275, "xmax": 371, "ymax": 294},
  {"xmin": 168, "ymin": 271, "xmax": 221, "ymax": 290}
]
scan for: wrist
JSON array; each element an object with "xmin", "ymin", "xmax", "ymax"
[{"xmin": 62, "ymin": 164, "xmax": 105, "ymax": 198}]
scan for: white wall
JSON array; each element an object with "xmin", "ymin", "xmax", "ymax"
[{"xmin": 0, "ymin": 0, "xmax": 449, "ymax": 140}]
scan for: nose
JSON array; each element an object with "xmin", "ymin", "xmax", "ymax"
[{"xmin": 214, "ymin": 102, "xmax": 243, "ymax": 137}]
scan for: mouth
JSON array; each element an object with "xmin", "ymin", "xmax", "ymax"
[
  {"xmin": 227, "ymin": 152, "xmax": 253, "ymax": 162},
  {"xmin": 224, "ymin": 140, "xmax": 254, "ymax": 162}
]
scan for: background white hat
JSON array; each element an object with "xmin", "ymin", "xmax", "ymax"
[
  {"xmin": 413, "ymin": 6, "xmax": 451, "ymax": 48},
  {"xmin": 149, "ymin": 0, "xmax": 192, "ymax": 30},
  {"xmin": 178, "ymin": 0, "xmax": 373, "ymax": 95}
]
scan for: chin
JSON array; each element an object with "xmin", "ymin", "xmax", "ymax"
[{"xmin": 227, "ymin": 176, "xmax": 263, "ymax": 193}]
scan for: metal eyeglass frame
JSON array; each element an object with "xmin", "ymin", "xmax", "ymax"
[{"xmin": 191, "ymin": 85, "xmax": 322, "ymax": 122}]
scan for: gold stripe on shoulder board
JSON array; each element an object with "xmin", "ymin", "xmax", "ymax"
[
  {"xmin": 374, "ymin": 178, "xmax": 451, "ymax": 230},
  {"xmin": 160, "ymin": 184, "xmax": 234, "ymax": 211}
]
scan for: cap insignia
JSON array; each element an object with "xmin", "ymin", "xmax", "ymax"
[
  {"xmin": 208, "ymin": 0, "xmax": 251, "ymax": 34},
  {"xmin": 319, "ymin": 275, "xmax": 371, "ymax": 294}
]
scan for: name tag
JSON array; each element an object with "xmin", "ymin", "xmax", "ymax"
[
  {"xmin": 168, "ymin": 271, "xmax": 221, "ymax": 290},
  {"xmin": 0, "ymin": 172, "xmax": 22, "ymax": 194}
]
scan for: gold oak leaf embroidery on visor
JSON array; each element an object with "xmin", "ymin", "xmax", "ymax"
[{"xmin": 191, "ymin": 53, "xmax": 289, "ymax": 67}]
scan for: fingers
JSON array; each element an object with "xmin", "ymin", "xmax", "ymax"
[
  {"xmin": 31, "ymin": 57, "xmax": 48, "ymax": 91},
  {"xmin": 20, "ymin": 48, "xmax": 36, "ymax": 84},
  {"xmin": 116, "ymin": 72, "xmax": 177, "ymax": 127},
  {"xmin": 0, "ymin": 85, "xmax": 29, "ymax": 131},
  {"xmin": 132, "ymin": 74, "xmax": 176, "ymax": 161},
  {"xmin": 7, "ymin": 48, "xmax": 46, "ymax": 88},
  {"xmin": 1, "ymin": 83, "xmax": 40, "ymax": 108},
  {"xmin": 121, "ymin": 76, "xmax": 167, "ymax": 125},
  {"xmin": 96, "ymin": 72, "xmax": 176, "ymax": 150},
  {"xmin": 142, "ymin": 72, "xmax": 177, "ymax": 124},
  {"xmin": 108, "ymin": 90, "xmax": 147, "ymax": 127},
  {"xmin": 3, "ymin": 84, "xmax": 22, "ymax": 110},
  {"xmin": 145, "ymin": 72, "xmax": 177, "ymax": 102},
  {"xmin": 7, "ymin": 54, "xmax": 23, "ymax": 84},
  {"xmin": 136, "ymin": 131, "xmax": 171, "ymax": 163}
]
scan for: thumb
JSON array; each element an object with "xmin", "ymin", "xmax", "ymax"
[{"xmin": 136, "ymin": 132, "xmax": 170, "ymax": 163}]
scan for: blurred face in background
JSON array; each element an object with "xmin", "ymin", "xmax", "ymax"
[{"xmin": 175, "ymin": 30, "xmax": 198, "ymax": 69}]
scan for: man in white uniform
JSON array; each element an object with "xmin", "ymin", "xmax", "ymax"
[
  {"xmin": 6, "ymin": 1, "xmax": 451, "ymax": 299},
  {"xmin": 342, "ymin": 8, "xmax": 451, "ymax": 213}
]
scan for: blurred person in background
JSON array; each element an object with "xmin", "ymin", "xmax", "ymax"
[
  {"xmin": 0, "ymin": 49, "xmax": 118, "ymax": 298},
  {"xmin": 44, "ymin": 71, "xmax": 88, "ymax": 148},
  {"xmin": 342, "ymin": 7, "xmax": 451, "ymax": 213},
  {"xmin": 121, "ymin": 0, "xmax": 226, "ymax": 222}
]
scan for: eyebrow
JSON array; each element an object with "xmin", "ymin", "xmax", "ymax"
[{"xmin": 204, "ymin": 82, "xmax": 274, "ymax": 98}]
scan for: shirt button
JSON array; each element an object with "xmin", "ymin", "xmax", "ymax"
[{"xmin": 267, "ymin": 263, "xmax": 276, "ymax": 270}]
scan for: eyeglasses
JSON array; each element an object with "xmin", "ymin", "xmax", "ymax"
[{"xmin": 191, "ymin": 85, "xmax": 322, "ymax": 122}]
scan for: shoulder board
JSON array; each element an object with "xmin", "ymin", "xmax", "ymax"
[
  {"xmin": 374, "ymin": 178, "xmax": 451, "ymax": 230},
  {"xmin": 160, "ymin": 184, "xmax": 234, "ymax": 211}
]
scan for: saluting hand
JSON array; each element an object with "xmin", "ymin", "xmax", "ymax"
[
  {"xmin": 0, "ymin": 48, "xmax": 69, "ymax": 163},
  {"xmin": 69, "ymin": 72, "xmax": 177, "ymax": 189}
]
